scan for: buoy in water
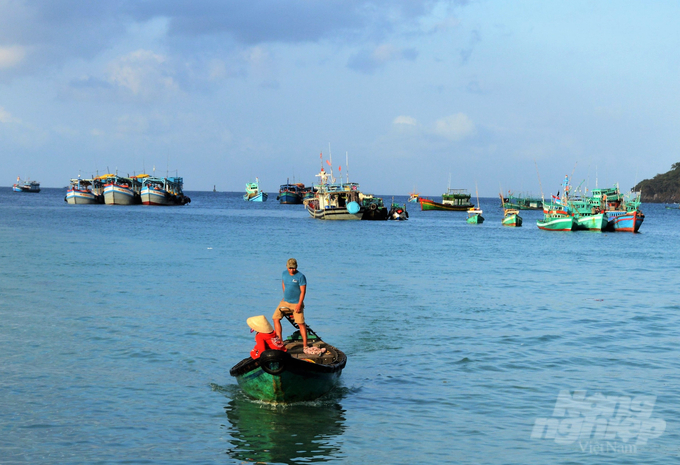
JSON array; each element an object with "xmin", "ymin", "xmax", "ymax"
[{"xmin": 347, "ymin": 201, "xmax": 360, "ymax": 214}]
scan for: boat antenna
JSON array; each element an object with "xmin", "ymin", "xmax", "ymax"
[
  {"xmin": 328, "ymin": 143, "xmax": 335, "ymax": 183},
  {"xmin": 475, "ymin": 181, "xmax": 480, "ymax": 209},
  {"xmin": 534, "ymin": 159, "xmax": 544, "ymax": 201},
  {"xmin": 346, "ymin": 151, "xmax": 349, "ymax": 185}
]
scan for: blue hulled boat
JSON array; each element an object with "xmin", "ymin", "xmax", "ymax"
[
  {"xmin": 244, "ymin": 178, "xmax": 268, "ymax": 202},
  {"xmin": 13, "ymin": 177, "xmax": 40, "ymax": 193}
]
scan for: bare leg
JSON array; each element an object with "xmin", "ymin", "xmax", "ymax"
[
  {"xmin": 274, "ymin": 318, "xmax": 282, "ymax": 341},
  {"xmin": 299, "ymin": 323, "xmax": 308, "ymax": 347}
]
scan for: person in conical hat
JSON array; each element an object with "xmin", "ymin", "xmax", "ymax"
[{"xmin": 247, "ymin": 315, "xmax": 286, "ymax": 359}]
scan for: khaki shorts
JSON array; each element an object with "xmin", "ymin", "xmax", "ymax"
[{"xmin": 273, "ymin": 301, "xmax": 305, "ymax": 324}]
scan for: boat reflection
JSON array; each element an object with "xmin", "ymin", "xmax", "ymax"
[{"xmin": 224, "ymin": 394, "xmax": 346, "ymax": 463}]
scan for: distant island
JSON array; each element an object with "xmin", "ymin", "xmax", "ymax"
[{"xmin": 635, "ymin": 162, "xmax": 680, "ymax": 203}]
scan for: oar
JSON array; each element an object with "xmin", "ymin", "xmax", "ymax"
[{"xmin": 283, "ymin": 313, "xmax": 321, "ymax": 340}]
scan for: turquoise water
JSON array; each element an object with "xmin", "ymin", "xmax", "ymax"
[{"xmin": 1, "ymin": 188, "xmax": 679, "ymax": 464}]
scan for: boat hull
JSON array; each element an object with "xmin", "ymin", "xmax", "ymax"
[
  {"xmin": 277, "ymin": 191, "xmax": 303, "ymax": 204},
  {"xmin": 467, "ymin": 214, "xmax": 484, "ymax": 224},
  {"xmin": 140, "ymin": 187, "xmax": 189, "ymax": 206},
  {"xmin": 575, "ymin": 213, "xmax": 608, "ymax": 231},
  {"xmin": 230, "ymin": 348, "xmax": 346, "ymax": 403},
  {"xmin": 104, "ymin": 184, "xmax": 138, "ymax": 205},
  {"xmin": 419, "ymin": 198, "xmax": 469, "ymax": 211},
  {"xmin": 537, "ymin": 216, "xmax": 576, "ymax": 231},
  {"xmin": 306, "ymin": 204, "xmax": 364, "ymax": 220},
  {"xmin": 502, "ymin": 214, "xmax": 522, "ymax": 227},
  {"xmin": 606, "ymin": 210, "xmax": 644, "ymax": 233},
  {"xmin": 13, "ymin": 185, "xmax": 40, "ymax": 193},
  {"xmin": 65, "ymin": 189, "xmax": 99, "ymax": 205},
  {"xmin": 244, "ymin": 192, "xmax": 268, "ymax": 202}
]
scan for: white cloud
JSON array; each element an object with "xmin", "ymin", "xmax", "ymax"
[
  {"xmin": 393, "ymin": 115, "xmax": 417, "ymax": 126},
  {"xmin": 107, "ymin": 50, "xmax": 178, "ymax": 97},
  {"xmin": 0, "ymin": 46, "xmax": 26, "ymax": 69},
  {"xmin": 0, "ymin": 106, "xmax": 20, "ymax": 123},
  {"xmin": 432, "ymin": 113, "xmax": 475, "ymax": 140}
]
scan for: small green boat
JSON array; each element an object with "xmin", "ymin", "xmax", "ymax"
[
  {"xmin": 466, "ymin": 208, "xmax": 484, "ymax": 224},
  {"xmin": 537, "ymin": 207, "xmax": 576, "ymax": 231},
  {"xmin": 502, "ymin": 209, "xmax": 522, "ymax": 227},
  {"xmin": 499, "ymin": 194, "xmax": 522, "ymax": 226},
  {"xmin": 230, "ymin": 332, "xmax": 347, "ymax": 403}
]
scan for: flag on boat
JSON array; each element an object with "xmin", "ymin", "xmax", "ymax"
[
  {"xmin": 326, "ymin": 160, "xmax": 331, "ymax": 166},
  {"xmin": 338, "ymin": 166, "xmax": 341, "ymax": 171}
]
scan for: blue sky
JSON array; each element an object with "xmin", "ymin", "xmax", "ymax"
[{"xmin": 1, "ymin": 0, "xmax": 678, "ymax": 196}]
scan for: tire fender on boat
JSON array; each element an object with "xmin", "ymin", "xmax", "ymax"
[{"xmin": 259, "ymin": 350, "xmax": 288, "ymax": 375}]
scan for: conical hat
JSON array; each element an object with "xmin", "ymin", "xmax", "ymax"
[{"xmin": 247, "ymin": 315, "xmax": 273, "ymax": 334}]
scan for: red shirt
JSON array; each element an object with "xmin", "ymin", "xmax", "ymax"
[{"xmin": 251, "ymin": 331, "xmax": 287, "ymax": 359}]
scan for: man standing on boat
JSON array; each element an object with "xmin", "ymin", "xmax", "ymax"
[{"xmin": 273, "ymin": 258, "xmax": 309, "ymax": 349}]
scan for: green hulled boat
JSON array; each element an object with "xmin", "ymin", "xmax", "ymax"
[
  {"xmin": 230, "ymin": 332, "xmax": 347, "ymax": 403},
  {"xmin": 500, "ymin": 192, "xmax": 543, "ymax": 210},
  {"xmin": 537, "ymin": 202, "xmax": 576, "ymax": 231},
  {"xmin": 499, "ymin": 194, "xmax": 522, "ymax": 226},
  {"xmin": 502, "ymin": 209, "xmax": 522, "ymax": 227},
  {"xmin": 466, "ymin": 208, "xmax": 484, "ymax": 224}
]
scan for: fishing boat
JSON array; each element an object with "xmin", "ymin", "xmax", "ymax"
[
  {"xmin": 441, "ymin": 188, "xmax": 474, "ymax": 210},
  {"xmin": 244, "ymin": 178, "xmax": 268, "ymax": 202},
  {"xmin": 100, "ymin": 174, "xmax": 142, "ymax": 205},
  {"xmin": 304, "ymin": 168, "xmax": 387, "ymax": 220},
  {"xmin": 12, "ymin": 177, "xmax": 40, "ymax": 193},
  {"xmin": 537, "ymin": 201, "xmax": 577, "ymax": 231},
  {"xmin": 277, "ymin": 180, "xmax": 308, "ymax": 204},
  {"xmin": 502, "ymin": 209, "xmax": 522, "ymax": 227},
  {"xmin": 466, "ymin": 207, "xmax": 484, "ymax": 224},
  {"xmin": 419, "ymin": 198, "xmax": 467, "ymax": 211},
  {"xmin": 140, "ymin": 175, "xmax": 191, "ymax": 206},
  {"xmin": 230, "ymin": 319, "xmax": 346, "ymax": 403},
  {"xmin": 466, "ymin": 184, "xmax": 484, "ymax": 224},
  {"xmin": 388, "ymin": 200, "xmax": 409, "ymax": 220},
  {"xmin": 65, "ymin": 177, "xmax": 104, "ymax": 204},
  {"xmin": 589, "ymin": 186, "xmax": 644, "ymax": 233},
  {"xmin": 408, "ymin": 188, "xmax": 420, "ymax": 203},
  {"xmin": 500, "ymin": 192, "xmax": 543, "ymax": 210},
  {"xmin": 499, "ymin": 194, "xmax": 522, "ymax": 226}
]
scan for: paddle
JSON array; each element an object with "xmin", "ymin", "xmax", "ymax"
[{"xmin": 283, "ymin": 313, "xmax": 321, "ymax": 341}]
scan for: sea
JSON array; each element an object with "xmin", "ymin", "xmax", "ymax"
[{"xmin": 1, "ymin": 187, "xmax": 679, "ymax": 464}]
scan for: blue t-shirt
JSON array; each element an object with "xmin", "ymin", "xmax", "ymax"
[{"xmin": 282, "ymin": 270, "xmax": 307, "ymax": 303}]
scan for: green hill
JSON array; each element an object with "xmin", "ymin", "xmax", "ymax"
[{"xmin": 635, "ymin": 163, "xmax": 680, "ymax": 203}]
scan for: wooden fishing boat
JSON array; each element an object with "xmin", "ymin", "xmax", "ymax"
[
  {"xmin": 244, "ymin": 178, "xmax": 268, "ymax": 202},
  {"xmin": 140, "ymin": 175, "xmax": 191, "ymax": 205},
  {"xmin": 502, "ymin": 209, "xmax": 522, "ymax": 227},
  {"xmin": 442, "ymin": 188, "xmax": 474, "ymax": 209},
  {"xmin": 12, "ymin": 177, "xmax": 40, "ymax": 193},
  {"xmin": 419, "ymin": 198, "xmax": 468, "ymax": 211},
  {"xmin": 388, "ymin": 201, "xmax": 409, "ymax": 220},
  {"xmin": 466, "ymin": 208, "xmax": 484, "ymax": 224},
  {"xmin": 500, "ymin": 192, "xmax": 542, "ymax": 210},
  {"xmin": 101, "ymin": 174, "xmax": 142, "ymax": 205},
  {"xmin": 277, "ymin": 180, "xmax": 310, "ymax": 204},
  {"xmin": 65, "ymin": 177, "xmax": 103, "ymax": 204},
  {"xmin": 537, "ymin": 204, "xmax": 576, "ymax": 231},
  {"xmin": 230, "ymin": 331, "xmax": 347, "ymax": 403}
]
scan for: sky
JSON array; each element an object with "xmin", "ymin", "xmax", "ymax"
[{"xmin": 1, "ymin": 0, "xmax": 679, "ymax": 196}]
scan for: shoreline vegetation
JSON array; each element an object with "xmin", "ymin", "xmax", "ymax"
[{"xmin": 636, "ymin": 162, "xmax": 680, "ymax": 203}]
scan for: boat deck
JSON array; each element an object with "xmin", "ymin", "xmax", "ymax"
[{"xmin": 284, "ymin": 340, "xmax": 339, "ymax": 365}]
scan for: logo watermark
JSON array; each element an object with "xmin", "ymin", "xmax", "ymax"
[{"xmin": 531, "ymin": 390, "xmax": 666, "ymax": 453}]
